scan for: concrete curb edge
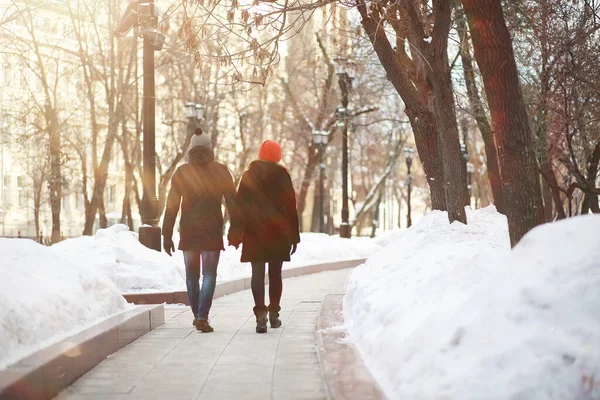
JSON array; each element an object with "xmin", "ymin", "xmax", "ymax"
[
  {"xmin": 123, "ymin": 258, "xmax": 367, "ymax": 306},
  {"xmin": 0, "ymin": 304, "xmax": 165, "ymax": 400},
  {"xmin": 316, "ymin": 294, "xmax": 385, "ymax": 400}
]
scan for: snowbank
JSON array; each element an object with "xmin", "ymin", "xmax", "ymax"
[
  {"xmin": 0, "ymin": 238, "xmax": 128, "ymax": 369},
  {"xmin": 55, "ymin": 225, "xmax": 382, "ymax": 293},
  {"xmin": 344, "ymin": 207, "xmax": 600, "ymax": 400},
  {"xmin": 54, "ymin": 225, "xmax": 186, "ymax": 293}
]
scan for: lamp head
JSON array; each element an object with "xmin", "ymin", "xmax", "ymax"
[{"xmin": 185, "ymin": 102, "xmax": 196, "ymax": 119}]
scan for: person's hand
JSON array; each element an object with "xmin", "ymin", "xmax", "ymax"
[
  {"xmin": 164, "ymin": 237, "xmax": 175, "ymax": 256},
  {"xmin": 290, "ymin": 243, "xmax": 297, "ymax": 256}
]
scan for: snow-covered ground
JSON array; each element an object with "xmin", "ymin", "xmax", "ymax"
[
  {"xmin": 344, "ymin": 207, "xmax": 600, "ymax": 400},
  {"xmin": 54, "ymin": 225, "xmax": 382, "ymax": 293},
  {"xmin": 0, "ymin": 238, "xmax": 129, "ymax": 370}
]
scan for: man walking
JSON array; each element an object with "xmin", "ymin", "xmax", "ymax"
[{"xmin": 162, "ymin": 128, "xmax": 237, "ymax": 333}]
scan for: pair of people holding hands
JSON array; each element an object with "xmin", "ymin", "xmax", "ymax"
[{"xmin": 162, "ymin": 129, "xmax": 300, "ymax": 334}]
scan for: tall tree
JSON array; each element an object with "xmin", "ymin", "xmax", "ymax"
[
  {"xmin": 4, "ymin": 1, "xmax": 70, "ymax": 243},
  {"xmin": 357, "ymin": 0, "xmax": 470, "ymax": 223},
  {"xmin": 462, "ymin": 0, "xmax": 545, "ymax": 246},
  {"xmin": 68, "ymin": 0, "xmax": 136, "ymax": 235},
  {"xmin": 456, "ymin": 5, "xmax": 504, "ymax": 214}
]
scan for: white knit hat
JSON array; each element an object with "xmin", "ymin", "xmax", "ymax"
[{"xmin": 190, "ymin": 128, "xmax": 211, "ymax": 149}]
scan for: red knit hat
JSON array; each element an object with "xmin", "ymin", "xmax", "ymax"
[{"xmin": 258, "ymin": 140, "xmax": 282, "ymax": 162}]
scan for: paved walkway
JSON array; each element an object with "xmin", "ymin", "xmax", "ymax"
[{"xmin": 55, "ymin": 269, "xmax": 350, "ymax": 400}]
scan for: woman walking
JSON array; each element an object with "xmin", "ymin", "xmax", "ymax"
[{"xmin": 228, "ymin": 140, "xmax": 300, "ymax": 333}]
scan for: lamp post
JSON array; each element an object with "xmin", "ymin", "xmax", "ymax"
[
  {"xmin": 335, "ymin": 56, "xmax": 355, "ymax": 239},
  {"xmin": 403, "ymin": 147, "xmax": 415, "ymax": 228},
  {"xmin": 312, "ymin": 130, "xmax": 329, "ymax": 233},
  {"xmin": 466, "ymin": 162, "xmax": 475, "ymax": 205},
  {"xmin": 185, "ymin": 102, "xmax": 206, "ymax": 126},
  {"xmin": 115, "ymin": 0, "xmax": 165, "ymax": 251}
]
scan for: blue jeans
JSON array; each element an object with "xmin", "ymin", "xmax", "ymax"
[{"xmin": 183, "ymin": 250, "xmax": 220, "ymax": 320}]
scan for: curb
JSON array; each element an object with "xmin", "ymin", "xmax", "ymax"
[
  {"xmin": 316, "ymin": 294, "xmax": 385, "ymax": 400},
  {"xmin": 0, "ymin": 305, "xmax": 164, "ymax": 400},
  {"xmin": 124, "ymin": 258, "xmax": 366, "ymax": 305}
]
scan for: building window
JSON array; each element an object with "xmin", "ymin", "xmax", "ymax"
[
  {"xmin": 16, "ymin": 176, "xmax": 25, "ymax": 207},
  {"xmin": 4, "ymin": 175, "xmax": 11, "ymax": 205},
  {"xmin": 18, "ymin": 188, "xmax": 26, "ymax": 207}
]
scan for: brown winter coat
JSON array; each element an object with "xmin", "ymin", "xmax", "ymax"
[
  {"xmin": 232, "ymin": 160, "xmax": 300, "ymax": 263},
  {"xmin": 162, "ymin": 147, "xmax": 237, "ymax": 251}
]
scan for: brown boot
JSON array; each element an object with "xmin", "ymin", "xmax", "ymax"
[
  {"xmin": 254, "ymin": 306, "xmax": 268, "ymax": 334},
  {"xmin": 195, "ymin": 319, "xmax": 214, "ymax": 333},
  {"xmin": 268, "ymin": 305, "xmax": 282, "ymax": 328}
]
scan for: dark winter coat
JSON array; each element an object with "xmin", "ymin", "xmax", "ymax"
[
  {"xmin": 232, "ymin": 160, "xmax": 300, "ymax": 263},
  {"xmin": 162, "ymin": 147, "xmax": 237, "ymax": 252}
]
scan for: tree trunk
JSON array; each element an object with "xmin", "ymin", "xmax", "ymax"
[
  {"xmin": 47, "ymin": 105, "xmax": 61, "ymax": 244},
  {"xmin": 310, "ymin": 178, "xmax": 320, "ymax": 233},
  {"xmin": 457, "ymin": 9, "xmax": 505, "ymax": 213},
  {"xmin": 580, "ymin": 194, "xmax": 591, "ymax": 215},
  {"xmin": 357, "ymin": 3, "xmax": 447, "ymax": 211},
  {"xmin": 539, "ymin": 160, "xmax": 566, "ymax": 219},
  {"xmin": 297, "ymin": 147, "xmax": 319, "ymax": 230},
  {"xmin": 541, "ymin": 176, "xmax": 553, "ymax": 221},
  {"xmin": 585, "ymin": 139, "xmax": 600, "ymax": 213},
  {"xmin": 99, "ymin": 197, "xmax": 107, "ymax": 229},
  {"xmin": 370, "ymin": 188, "xmax": 383, "ymax": 238},
  {"xmin": 34, "ymin": 203, "xmax": 41, "ymax": 243},
  {"xmin": 591, "ymin": 196, "xmax": 600, "ymax": 214},
  {"xmin": 462, "ymin": 0, "xmax": 545, "ymax": 246},
  {"xmin": 428, "ymin": 0, "xmax": 468, "ymax": 224},
  {"xmin": 82, "ymin": 117, "xmax": 119, "ymax": 235},
  {"xmin": 430, "ymin": 68, "xmax": 468, "ymax": 222},
  {"xmin": 459, "ymin": 120, "xmax": 471, "ymax": 207}
]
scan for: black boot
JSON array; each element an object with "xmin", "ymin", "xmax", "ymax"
[
  {"xmin": 254, "ymin": 306, "xmax": 268, "ymax": 334},
  {"xmin": 268, "ymin": 305, "xmax": 282, "ymax": 328}
]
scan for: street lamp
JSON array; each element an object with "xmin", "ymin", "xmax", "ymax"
[
  {"xmin": 185, "ymin": 102, "xmax": 205, "ymax": 122},
  {"xmin": 466, "ymin": 162, "xmax": 475, "ymax": 204},
  {"xmin": 312, "ymin": 130, "xmax": 329, "ymax": 234},
  {"xmin": 403, "ymin": 147, "xmax": 415, "ymax": 228},
  {"xmin": 335, "ymin": 56, "xmax": 355, "ymax": 239},
  {"xmin": 115, "ymin": 0, "xmax": 165, "ymax": 251}
]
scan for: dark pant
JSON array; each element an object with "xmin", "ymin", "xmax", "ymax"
[
  {"xmin": 251, "ymin": 261, "xmax": 283, "ymax": 312},
  {"xmin": 184, "ymin": 250, "xmax": 220, "ymax": 320}
]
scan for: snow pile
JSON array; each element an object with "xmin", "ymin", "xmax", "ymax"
[
  {"xmin": 54, "ymin": 225, "xmax": 186, "ymax": 293},
  {"xmin": 344, "ymin": 208, "xmax": 600, "ymax": 400},
  {"xmin": 0, "ymin": 238, "xmax": 128, "ymax": 369},
  {"xmin": 172, "ymin": 232, "xmax": 382, "ymax": 286},
  {"xmin": 53, "ymin": 225, "xmax": 381, "ymax": 293}
]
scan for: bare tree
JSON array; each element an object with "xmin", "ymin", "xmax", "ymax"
[
  {"xmin": 2, "ymin": 0, "xmax": 75, "ymax": 243},
  {"xmin": 461, "ymin": 0, "xmax": 545, "ymax": 246},
  {"xmin": 68, "ymin": 0, "xmax": 138, "ymax": 235},
  {"xmin": 455, "ymin": 4, "xmax": 504, "ymax": 214}
]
